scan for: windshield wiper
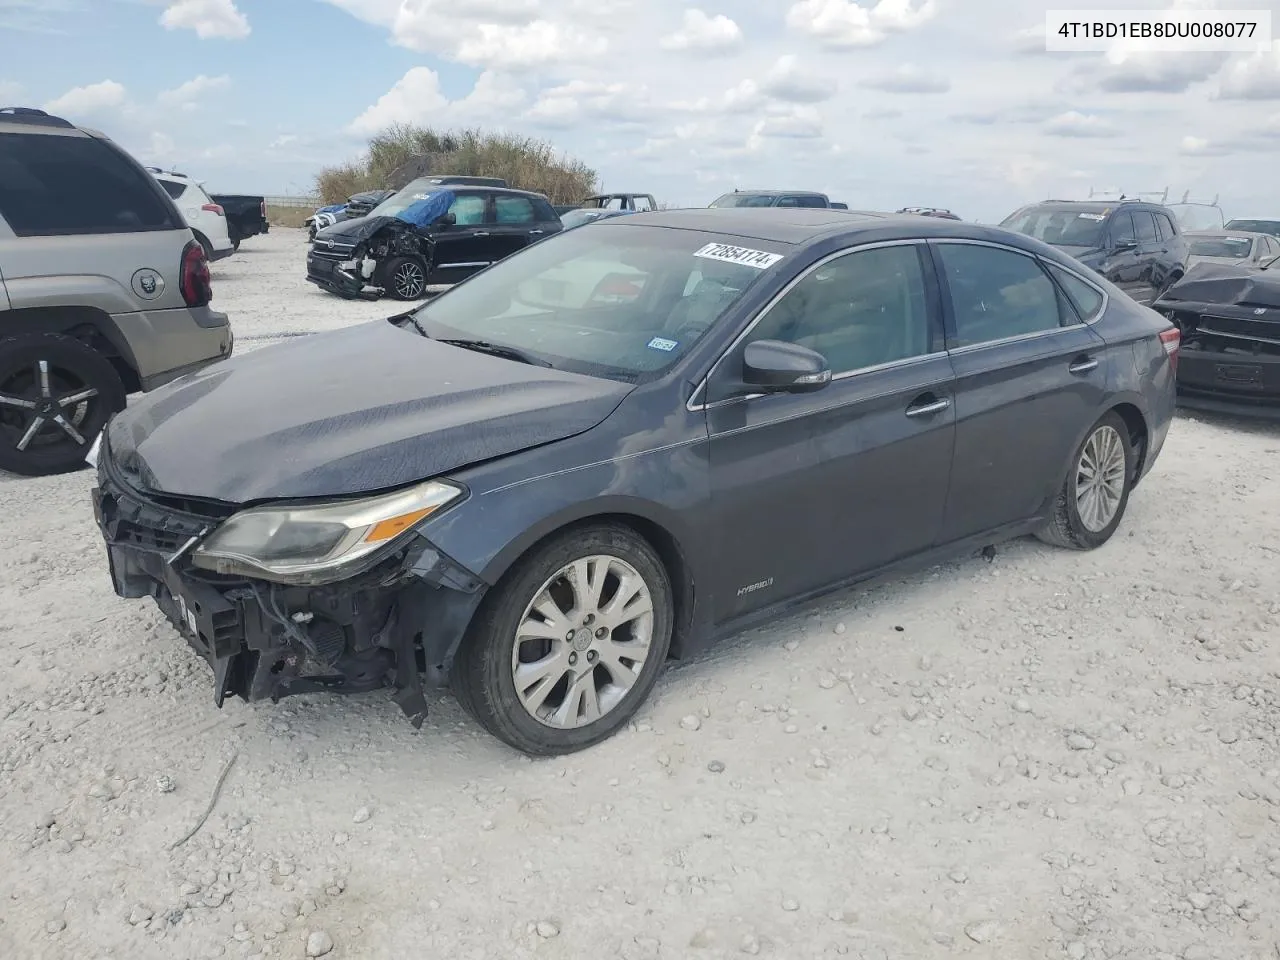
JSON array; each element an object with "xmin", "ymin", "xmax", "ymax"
[{"xmin": 437, "ymin": 338, "xmax": 553, "ymax": 367}]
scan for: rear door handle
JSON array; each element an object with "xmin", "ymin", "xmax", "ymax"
[
  {"xmin": 905, "ymin": 396, "xmax": 951, "ymax": 418},
  {"xmin": 1069, "ymin": 356, "xmax": 1099, "ymax": 374},
  {"xmin": 528, "ymin": 229, "xmax": 544, "ymax": 235},
  {"xmin": 472, "ymin": 231, "xmax": 490, "ymax": 237}
]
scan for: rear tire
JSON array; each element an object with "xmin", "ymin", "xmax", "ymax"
[
  {"xmin": 383, "ymin": 256, "xmax": 428, "ymax": 300},
  {"xmin": 451, "ymin": 523, "xmax": 674, "ymax": 756},
  {"xmin": 1035, "ymin": 411, "xmax": 1134, "ymax": 550},
  {"xmin": 0, "ymin": 334, "xmax": 127, "ymax": 477}
]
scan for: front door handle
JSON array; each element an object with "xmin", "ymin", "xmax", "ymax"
[
  {"xmin": 529, "ymin": 229, "xmax": 544, "ymax": 235},
  {"xmin": 905, "ymin": 396, "xmax": 951, "ymax": 418},
  {"xmin": 1069, "ymin": 356, "xmax": 1099, "ymax": 374},
  {"xmin": 472, "ymin": 231, "xmax": 490, "ymax": 237}
]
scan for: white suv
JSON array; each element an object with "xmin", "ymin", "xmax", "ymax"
[{"xmin": 148, "ymin": 167, "xmax": 234, "ymax": 262}]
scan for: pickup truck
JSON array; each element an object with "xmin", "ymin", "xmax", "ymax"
[
  {"xmin": 210, "ymin": 194, "xmax": 269, "ymax": 249},
  {"xmin": 581, "ymin": 192, "xmax": 657, "ymax": 212}
]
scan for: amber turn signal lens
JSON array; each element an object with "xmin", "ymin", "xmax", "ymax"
[{"xmin": 363, "ymin": 508, "xmax": 434, "ymax": 543}]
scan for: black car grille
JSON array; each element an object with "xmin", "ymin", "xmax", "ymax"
[{"xmin": 310, "ymin": 245, "xmax": 353, "ymax": 261}]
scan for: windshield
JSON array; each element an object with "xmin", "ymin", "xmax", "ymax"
[
  {"xmin": 368, "ymin": 180, "xmax": 444, "ymax": 218},
  {"xmin": 1000, "ymin": 206, "xmax": 1106, "ymax": 247},
  {"xmin": 710, "ymin": 193, "xmax": 779, "ymax": 208},
  {"xmin": 560, "ymin": 209, "xmax": 609, "ymax": 229},
  {"xmin": 406, "ymin": 223, "xmax": 787, "ymax": 382},
  {"xmin": 1189, "ymin": 236, "xmax": 1253, "ymax": 259},
  {"xmin": 1225, "ymin": 219, "xmax": 1280, "ymax": 239}
]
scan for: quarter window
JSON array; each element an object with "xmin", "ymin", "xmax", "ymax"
[
  {"xmin": 1046, "ymin": 263, "xmax": 1104, "ymax": 321},
  {"xmin": 936, "ymin": 243, "xmax": 1065, "ymax": 346},
  {"xmin": 448, "ymin": 194, "xmax": 486, "ymax": 225},
  {"xmin": 747, "ymin": 244, "xmax": 932, "ymax": 374},
  {"xmin": 158, "ymin": 179, "xmax": 187, "ymax": 200}
]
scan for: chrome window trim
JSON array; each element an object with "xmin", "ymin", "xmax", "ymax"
[{"xmin": 687, "ymin": 238, "xmax": 932, "ymax": 412}]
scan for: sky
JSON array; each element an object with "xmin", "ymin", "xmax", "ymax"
[{"xmin": 2, "ymin": 0, "xmax": 1279, "ymax": 222}]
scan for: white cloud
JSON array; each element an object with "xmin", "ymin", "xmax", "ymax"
[
  {"xmin": 147, "ymin": 131, "xmax": 177, "ymax": 159},
  {"xmin": 526, "ymin": 80, "xmax": 649, "ymax": 127},
  {"xmin": 44, "ymin": 79, "xmax": 128, "ymax": 117},
  {"xmin": 347, "ymin": 67, "xmax": 527, "ymax": 137},
  {"xmin": 1044, "ymin": 111, "xmax": 1119, "ymax": 138},
  {"xmin": 456, "ymin": 21, "xmax": 607, "ymax": 69},
  {"xmin": 0, "ymin": 80, "xmax": 24, "ymax": 104},
  {"xmin": 753, "ymin": 107, "xmax": 824, "ymax": 139},
  {"xmin": 157, "ymin": 74, "xmax": 231, "ymax": 108},
  {"xmin": 660, "ymin": 9, "xmax": 742, "ymax": 53},
  {"xmin": 159, "ymin": 0, "xmax": 250, "ymax": 39},
  {"xmin": 860, "ymin": 64, "xmax": 950, "ymax": 93},
  {"xmin": 760, "ymin": 55, "xmax": 837, "ymax": 102},
  {"xmin": 1213, "ymin": 45, "xmax": 1280, "ymax": 100},
  {"xmin": 270, "ymin": 134, "xmax": 299, "ymax": 149},
  {"xmin": 787, "ymin": 0, "xmax": 936, "ymax": 48}
]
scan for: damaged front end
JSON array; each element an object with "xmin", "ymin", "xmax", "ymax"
[
  {"xmin": 305, "ymin": 191, "xmax": 453, "ymax": 302},
  {"xmin": 90, "ymin": 435, "xmax": 487, "ymax": 727},
  {"xmin": 1153, "ymin": 260, "xmax": 1280, "ymax": 418}
]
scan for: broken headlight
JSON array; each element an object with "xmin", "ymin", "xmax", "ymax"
[{"xmin": 190, "ymin": 479, "xmax": 463, "ymax": 584}]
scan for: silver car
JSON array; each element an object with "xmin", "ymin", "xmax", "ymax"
[
  {"xmin": 0, "ymin": 106, "xmax": 233, "ymax": 477},
  {"xmin": 1183, "ymin": 230, "xmax": 1280, "ymax": 269}
]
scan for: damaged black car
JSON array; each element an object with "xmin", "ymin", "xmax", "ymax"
[
  {"xmin": 1153, "ymin": 252, "xmax": 1280, "ymax": 418},
  {"xmin": 306, "ymin": 181, "xmax": 562, "ymax": 301},
  {"xmin": 90, "ymin": 209, "xmax": 1176, "ymax": 756}
]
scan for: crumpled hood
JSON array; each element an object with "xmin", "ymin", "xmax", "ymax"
[
  {"xmin": 1158, "ymin": 260, "xmax": 1280, "ymax": 309},
  {"xmin": 105, "ymin": 319, "xmax": 632, "ymax": 503},
  {"xmin": 315, "ymin": 215, "xmax": 402, "ymax": 246}
]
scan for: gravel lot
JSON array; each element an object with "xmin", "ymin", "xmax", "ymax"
[{"xmin": 3, "ymin": 227, "xmax": 1280, "ymax": 960}]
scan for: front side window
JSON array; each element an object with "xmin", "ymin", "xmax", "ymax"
[
  {"xmin": 746, "ymin": 244, "xmax": 932, "ymax": 374},
  {"xmin": 449, "ymin": 193, "xmax": 486, "ymax": 225},
  {"xmin": 0, "ymin": 132, "xmax": 179, "ymax": 236},
  {"xmin": 406, "ymin": 224, "xmax": 785, "ymax": 382},
  {"xmin": 494, "ymin": 196, "xmax": 535, "ymax": 223},
  {"xmin": 936, "ymin": 243, "xmax": 1065, "ymax": 346},
  {"xmin": 1109, "ymin": 212, "xmax": 1137, "ymax": 246}
]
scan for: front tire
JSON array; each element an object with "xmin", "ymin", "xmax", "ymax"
[
  {"xmin": 383, "ymin": 256, "xmax": 428, "ymax": 301},
  {"xmin": 1035, "ymin": 411, "xmax": 1134, "ymax": 550},
  {"xmin": 0, "ymin": 333, "xmax": 127, "ymax": 477},
  {"xmin": 452, "ymin": 524, "xmax": 674, "ymax": 756}
]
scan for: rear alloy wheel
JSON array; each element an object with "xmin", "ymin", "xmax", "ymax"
[
  {"xmin": 0, "ymin": 334, "xmax": 127, "ymax": 477},
  {"xmin": 384, "ymin": 256, "xmax": 428, "ymax": 300},
  {"xmin": 452, "ymin": 524, "xmax": 673, "ymax": 755},
  {"xmin": 1035, "ymin": 411, "xmax": 1134, "ymax": 550}
]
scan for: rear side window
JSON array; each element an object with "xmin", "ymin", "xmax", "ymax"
[
  {"xmin": 1045, "ymin": 263, "xmax": 1105, "ymax": 321},
  {"xmin": 494, "ymin": 196, "xmax": 536, "ymax": 223},
  {"xmin": 158, "ymin": 179, "xmax": 187, "ymax": 200},
  {"xmin": 448, "ymin": 193, "xmax": 486, "ymax": 225},
  {"xmin": 0, "ymin": 132, "xmax": 179, "ymax": 236},
  {"xmin": 936, "ymin": 243, "xmax": 1067, "ymax": 346}
]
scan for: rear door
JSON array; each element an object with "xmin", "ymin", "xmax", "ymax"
[
  {"xmin": 487, "ymin": 194, "xmax": 540, "ymax": 262},
  {"xmin": 932, "ymin": 239, "xmax": 1109, "ymax": 544},
  {"xmin": 704, "ymin": 240, "xmax": 956, "ymax": 620},
  {"xmin": 429, "ymin": 191, "xmax": 494, "ymax": 282}
]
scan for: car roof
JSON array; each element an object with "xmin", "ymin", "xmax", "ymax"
[
  {"xmin": 401, "ymin": 179, "xmax": 547, "ymax": 200},
  {"xmin": 614, "ymin": 207, "xmax": 1042, "ymax": 250}
]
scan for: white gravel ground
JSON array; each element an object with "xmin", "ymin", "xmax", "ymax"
[{"xmin": 3, "ymin": 227, "xmax": 1280, "ymax": 960}]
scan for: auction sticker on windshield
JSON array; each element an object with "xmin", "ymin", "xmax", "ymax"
[{"xmin": 694, "ymin": 242, "xmax": 784, "ymax": 269}]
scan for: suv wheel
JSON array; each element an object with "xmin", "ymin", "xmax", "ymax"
[
  {"xmin": 384, "ymin": 256, "xmax": 428, "ymax": 300},
  {"xmin": 0, "ymin": 334, "xmax": 127, "ymax": 477},
  {"xmin": 452, "ymin": 523, "xmax": 674, "ymax": 755}
]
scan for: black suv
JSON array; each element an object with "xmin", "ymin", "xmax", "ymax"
[
  {"xmin": 1000, "ymin": 199, "xmax": 1189, "ymax": 305},
  {"xmin": 307, "ymin": 182, "xmax": 563, "ymax": 300}
]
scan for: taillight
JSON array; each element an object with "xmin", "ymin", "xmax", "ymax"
[
  {"xmin": 202, "ymin": 203, "xmax": 225, "ymax": 216},
  {"xmin": 260, "ymin": 199, "xmax": 267, "ymax": 218},
  {"xmin": 180, "ymin": 239, "xmax": 212, "ymax": 307},
  {"xmin": 1159, "ymin": 326, "xmax": 1180, "ymax": 372}
]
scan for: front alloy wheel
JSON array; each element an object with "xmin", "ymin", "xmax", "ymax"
[
  {"xmin": 452, "ymin": 524, "xmax": 673, "ymax": 755},
  {"xmin": 386, "ymin": 257, "xmax": 428, "ymax": 300}
]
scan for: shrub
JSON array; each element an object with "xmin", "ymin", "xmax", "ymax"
[{"xmin": 315, "ymin": 124, "xmax": 598, "ymax": 205}]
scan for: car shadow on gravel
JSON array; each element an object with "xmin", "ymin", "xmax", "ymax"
[{"xmin": 1175, "ymin": 407, "xmax": 1280, "ymax": 439}]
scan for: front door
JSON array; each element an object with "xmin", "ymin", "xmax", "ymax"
[
  {"xmin": 705, "ymin": 241, "xmax": 956, "ymax": 622},
  {"xmin": 931, "ymin": 239, "xmax": 1110, "ymax": 543},
  {"xmin": 1098, "ymin": 211, "xmax": 1146, "ymax": 301},
  {"xmin": 429, "ymin": 192, "xmax": 495, "ymax": 283}
]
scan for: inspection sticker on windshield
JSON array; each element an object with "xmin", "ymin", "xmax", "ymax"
[
  {"xmin": 647, "ymin": 336, "xmax": 679, "ymax": 352},
  {"xmin": 1078, "ymin": 213, "xmax": 1106, "ymax": 220},
  {"xmin": 693, "ymin": 242, "xmax": 783, "ymax": 269}
]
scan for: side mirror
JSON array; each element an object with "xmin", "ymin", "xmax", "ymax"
[
  {"xmin": 742, "ymin": 340, "xmax": 831, "ymax": 393},
  {"xmin": 1112, "ymin": 237, "xmax": 1138, "ymax": 252},
  {"xmin": 434, "ymin": 212, "xmax": 456, "ymax": 227}
]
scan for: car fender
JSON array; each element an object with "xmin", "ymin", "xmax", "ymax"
[{"xmin": 1049, "ymin": 388, "xmax": 1154, "ymax": 501}]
